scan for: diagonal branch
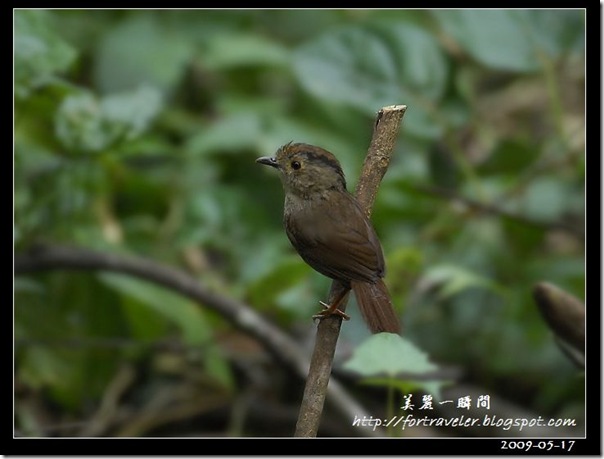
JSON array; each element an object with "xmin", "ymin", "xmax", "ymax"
[
  {"xmin": 294, "ymin": 105, "xmax": 407, "ymax": 438},
  {"xmin": 14, "ymin": 244, "xmax": 374, "ymax": 435}
]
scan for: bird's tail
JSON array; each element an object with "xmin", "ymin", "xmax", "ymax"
[{"xmin": 351, "ymin": 279, "xmax": 401, "ymax": 334}]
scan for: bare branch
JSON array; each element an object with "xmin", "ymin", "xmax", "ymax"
[
  {"xmin": 294, "ymin": 105, "xmax": 407, "ymax": 438},
  {"xmin": 14, "ymin": 244, "xmax": 373, "ymax": 435},
  {"xmin": 356, "ymin": 105, "xmax": 408, "ymax": 215}
]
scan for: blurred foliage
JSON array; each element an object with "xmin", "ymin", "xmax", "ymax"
[
  {"xmin": 14, "ymin": 9, "xmax": 584, "ymax": 437},
  {"xmin": 344, "ymin": 334, "xmax": 446, "ymax": 411}
]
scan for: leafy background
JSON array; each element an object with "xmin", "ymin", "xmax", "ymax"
[{"xmin": 14, "ymin": 9, "xmax": 585, "ymax": 437}]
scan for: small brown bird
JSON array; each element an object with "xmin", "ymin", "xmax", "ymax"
[{"xmin": 256, "ymin": 142, "xmax": 400, "ymax": 334}]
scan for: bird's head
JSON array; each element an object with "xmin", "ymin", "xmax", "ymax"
[{"xmin": 256, "ymin": 142, "xmax": 347, "ymax": 198}]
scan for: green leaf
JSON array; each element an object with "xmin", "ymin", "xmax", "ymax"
[
  {"xmin": 293, "ymin": 22, "xmax": 447, "ymax": 138},
  {"xmin": 18, "ymin": 346, "xmax": 71, "ymax": 390},
  {"xmin": 55, "ymin": 86, "xmax": 162, "ymax": 153},
  {"xmin": 477, "ymin": 140, "xmax": 541, "ymax": 175},
  {"xmin": 14, "ymin": 10, "xmax": 77, "ymax": 98},
  {"xmin": 98, "ymin": 273, "xmax": 211, "ymax": 346},
  {"xmin": 343, "ymin": 333, "xmax": 438, "ymax": 377},
  {"xmin": 118, "ymin": 293, "xmax": 169, "ymax": 342},
  {"xmin": 384, "ymin": 246, "xmax": 423, "ymax": 298},
  {"xmin": 522, "ymin": 10, "xmax": 585, "ymax": 56},
  {"xmin": 203, "ymin": 33, "xmax": 289, "ymax": 69},
  {"xmin": 98, "ymin": 273, "xmax": 234, "ymax": 390},
  {"xmin": 422, "ymin": 264, "xmax": 503, "ymax": 299},
  {"xmin": 93, "ymin": 15, "xmax": 193, "ymax": 94},
  {"xmin": 205, "ymin": 350, "xmax": 235, "ymax": 391},
  {"xmin": 185, "ymin": 112, "xmax": 264, "ymax": 156},
  {"xmin": 434, "ymin": 10, "xmax": 536, "ymax": 71},
  {"xmin": 520, "ymin": 177, "xmax": 574, "ymax": 221},
  {"xmin": 434, "ymin": 10, "xmax": 583, "ymax": 72},
  {"xmin": 246, "ymin": 256, "xmax": 313, "ymax": 313},
  {"xmin": 14, "ymin": 278, "xmax": 45, "ymax": 295},
  {"xmin": 15, "ymin": 273, "xmax": 126, "ymax": 409},
  {"xmin": 18, "ymin": 342, "xmax": 122, "ymax": 411}
]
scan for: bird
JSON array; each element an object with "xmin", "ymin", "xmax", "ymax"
[{"xmin": 256, "ymin": 142, "xmax": 400, "ymax": 334}]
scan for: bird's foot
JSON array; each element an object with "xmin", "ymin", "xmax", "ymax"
[{"xmin": 312, "ymin": 301, "xmax": 350, "ymax": 321}]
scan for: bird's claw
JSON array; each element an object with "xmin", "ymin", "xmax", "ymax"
[{"xmin": 312, "ymin": 301, "xmax": 350, "ymax": 321}]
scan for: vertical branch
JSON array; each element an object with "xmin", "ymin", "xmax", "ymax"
[
  {"xmin": 294, "ymin": 105, "xmax": 407, "ymax": 437},
  {"xmin": 356, "ymin": 105, "xmax": 408, "ymax": 215}
]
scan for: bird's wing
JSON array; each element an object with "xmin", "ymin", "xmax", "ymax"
[{"xmin": 285, "ymin": 193, "xmax": 384, "ymax": 283}]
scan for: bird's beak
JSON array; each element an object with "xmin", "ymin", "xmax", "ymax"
[{"xmin": 256, "ymin": 156, "xmax": 279, "ymax": 169}]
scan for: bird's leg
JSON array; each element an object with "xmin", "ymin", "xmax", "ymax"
[{"xmin": 313, "ymin": 286, "xmax": 351, "ymax": 322}]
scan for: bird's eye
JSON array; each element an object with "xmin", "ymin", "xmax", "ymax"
[{"xmin": 291, "ymin": 161, "xmax": 301, "ymax": 170}]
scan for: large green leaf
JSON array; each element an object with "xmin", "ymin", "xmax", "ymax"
[
  {"xmin": 522, "ymin": 10, "xmax": 585, "ymax": 56},
  {"xmin": 55, "ymin": 86, "xmax": 162, "ymax": 153},
  {"xmin": 245, "ymin": 256, "xmax": 315, "ymax": 317},
  {"xmin": 98, "ymin": 272, "xmax": 211, "ymax": 346},
  {"xmin": 93, "ymin": 14, "xmax": 193, "ymax": 94},
  {"xmin": 343, "ymin": 333, "xmax": 438, "ymax": 377},
  {"xmin": 98, "ymin": 272, "xmax": 234, "ymax": 389},
  {"xmin": 15, "ymin": 273, "xmax": 127, "ymax": 409},
  {"xmin": 435, "ymin": 10, "xmax": 537, "ymax": 71},
  {"xmin": 14, "ymin": 10, "xmax": 77, "ymax": 98},
  {"xmin": 422, "ymin": 264, "xmax": 504, "ymax": 299},
  {"xmin": 477, "ymin": 140, "xmax": 542, "ymax": 176},
  {"xmin": 202, "ymin": 33, "xmax": 289, "ymax": 70},
  {"xmin": 434, "ymin": 10, "xmax": 584, "ymax": 72},
  {"xmin": 293, "ymin": 22, "xmax": 447, "ymax": 138},
  {"xmin": 185, "ymin": 112, "xmax": 265, "ymax": 156},
  {"xmin": 519, "ymin": 177, "xmax": 577, "ymax": 221}
]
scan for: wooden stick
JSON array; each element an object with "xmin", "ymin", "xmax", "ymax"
[{"xmin": 294, "ymin": 105, "xmax": 407, "ymax": 437}]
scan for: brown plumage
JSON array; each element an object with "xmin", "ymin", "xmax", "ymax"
[{"xmin": 256, "ymin": 142, "xmax": 400, "ymax": 334}]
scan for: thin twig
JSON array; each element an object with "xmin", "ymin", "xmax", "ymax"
[{"xmin": 294, "ymin": 105, "xmax": 407, "ymax": 438}]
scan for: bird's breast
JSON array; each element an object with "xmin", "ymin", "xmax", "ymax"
[{"xmin": 282, "ymin": 191, "xmax": 384, "ymax": 283}]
